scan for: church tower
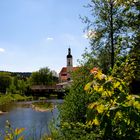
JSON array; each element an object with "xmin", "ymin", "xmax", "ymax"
[{"xmin": 67, "ymin": 48, "xmax": 73, "ymax": 80}]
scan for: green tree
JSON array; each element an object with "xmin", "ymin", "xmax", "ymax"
[
  {"xmin": 0, "ymin": 72, "xmax": 11, "ymax": 93},
  {"xmin": 112, "ymin": 45, "xmax": 140, "ymax": 94},
  {"xmin": 83, "ymin": 0, "xmax": 132, "ymax": 70},
  {"xmin": 17, "ymin": 79, "xmax": 28, "ymax": 95},
  {"xmin": 7, "ymin": 78, "xmax": 17, "ymax": 94},
  {"xmin": 29, "ymin": 72, "xmax": 40, "ymax": 85},
  {"xmin": 30, "ymin": 67, "xmax": 58, "ymax": 86},
  {"xmin": 112, "ymin": 0, "xmax": 140, "ymax": 94},
  {"xmin": 7, "ymin": 76, "xmax": 28, "ymax": 95},
  {"xmin": 96, "ymin": 48, "xmax": 111, "ymax": 74}
]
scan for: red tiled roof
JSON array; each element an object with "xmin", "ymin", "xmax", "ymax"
[
  {"xmin": 59, "ymin": 67, "xmax": 79, "ymax": 74},
  {"xmin": 60, "ymin": 67, "xmax": 67, "ymax": 73}
]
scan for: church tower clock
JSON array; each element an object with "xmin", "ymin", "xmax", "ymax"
[{"xmin": 67, "ymin": 48, "xmax": 73, "ymax": 80}]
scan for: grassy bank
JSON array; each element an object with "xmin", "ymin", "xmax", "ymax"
[{"xmin": 0, "ymin": 93, "xmax": 33, "ymax": 105}]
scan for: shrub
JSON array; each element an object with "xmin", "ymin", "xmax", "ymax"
[{"xmin": 85, "ymin": 68, "xmax": 140, "ymax": 139}]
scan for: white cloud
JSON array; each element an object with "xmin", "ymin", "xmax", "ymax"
[
  {"xmin": 0, "ymin": 48, "xmax": 5, "ymax": 52},
  {"xmin": 46, "ymin": 37, "xmax": 54, "ymax": 41}
]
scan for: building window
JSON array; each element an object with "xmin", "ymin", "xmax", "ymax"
[
  {"xmin": 67, "ymin": 78, "xmax": 71, "ymax": 81},
  {"xmin": 61, "ymin": 74, "xmax": 67, "ymax": 76}
]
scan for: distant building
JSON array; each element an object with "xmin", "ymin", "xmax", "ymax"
[{"xmin": 59, "ymin": 48, "xmax": 78, "ymax": 82}]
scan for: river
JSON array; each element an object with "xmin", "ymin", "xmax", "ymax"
[{"xmin": 0, "ymin": 99, "xmax": 63, "ymax": 140}]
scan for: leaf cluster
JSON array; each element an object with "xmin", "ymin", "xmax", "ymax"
[{"xmin": 85, "ymin": 69, "xmax": 140, "ymax": 139}]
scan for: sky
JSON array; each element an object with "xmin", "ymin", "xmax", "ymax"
[{"xmin": 0, "ymin": 0, "xmax": 90, "ymax": 73}]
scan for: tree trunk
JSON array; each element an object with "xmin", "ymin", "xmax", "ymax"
[{"xmin": 110, "ymin": 0, "xmax": 114, "ymax": 69}]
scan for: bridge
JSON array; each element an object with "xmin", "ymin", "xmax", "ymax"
[{"xmin": 30, "ymin": 81, "xmax": 72, "ymax": 98}]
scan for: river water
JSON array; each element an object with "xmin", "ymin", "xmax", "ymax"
[{"xmin": 0, "ymin": 99, "xmax": 63, "ymax": 140}]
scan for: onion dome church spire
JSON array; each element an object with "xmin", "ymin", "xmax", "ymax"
[
  {"xmin": 67, "ymin": 48, "xmax": 72, "ymax": 58},
  {"xmin": 67, "ymin": 48, "xmax": 73, "ymax": 67},
  {"xmin": 67, "ymin": 48, "xmax": 73, "ymax": 80}
]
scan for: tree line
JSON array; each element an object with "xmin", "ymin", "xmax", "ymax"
[{"xmin": 0, "ymin": 67, "xmax": 58, "ymax": 95}]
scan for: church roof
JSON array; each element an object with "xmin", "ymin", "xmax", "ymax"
[
  {"xmin": 60, "ymin": 67, "xmax": 67, "ymax": 73},
  {"xmin": 59, "ymin": 67, "xmax": 79, "ymax": 74}
]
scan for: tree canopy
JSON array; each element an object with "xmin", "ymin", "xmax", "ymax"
[{"xmin": 29, "ymin": 67, "xmax": 58, "ymax": 86}]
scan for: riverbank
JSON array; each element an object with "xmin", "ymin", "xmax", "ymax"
[
  {"xmin": 0, "ymin": 93, "xmax": 33, "ymax": 105},
  {"xmin": 0, "ymin": 94, "xmax": 32, "ymax": 113},
  {"xmin": 0, "ymin": 111, "xmax": 7, "ymax": 115},
  {"xmin": 0, "ymin": 99, "xmax": 61, "ymax": 139}
]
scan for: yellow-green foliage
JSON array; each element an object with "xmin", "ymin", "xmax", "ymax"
[
  {"xmin": 49, "ymin": 67, "xmax": 140, "ymax": 140},
  {"xmin": 0, "ymin": 94, "xmax": 31, "ymax": 105},
  {"xmin": 4, "ymin": 120, "xmax": 25, "ymax": 140},
  {"xmin": 32, "ymin": 102, "xmax": 54, "ymax": 110},
  {"xmin": 84, "ymin": 68, "xmax": 140, "ymax": 139}
]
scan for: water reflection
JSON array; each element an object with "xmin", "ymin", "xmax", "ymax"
[{"xmin": 0, "ymin": 99, "xmax": 63, "ymax": 139}]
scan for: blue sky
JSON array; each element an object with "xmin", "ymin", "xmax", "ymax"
[{"xmin": 0, "ymin": 0, "xmax": 90, "ymax": 73}]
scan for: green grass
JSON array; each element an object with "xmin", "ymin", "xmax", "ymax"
[
  {"xmin": 0, "ymin": 93, "xmax": 33, "ymax": 105},
  {"xmin": 32, "ymin": 101, "xmax": 54, "ymax": 110}
]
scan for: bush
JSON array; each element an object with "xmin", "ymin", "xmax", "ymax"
[
  {"xmin": 84, "ymin": 68, "xmax": 140, "ymax": 139},
  {"xmin": 50, "ymin": 68, "xmax": 140, "ymax": 140},
  {"xmin": 59, "ymin": 66, "xmax": 92, "ymax": 124}
]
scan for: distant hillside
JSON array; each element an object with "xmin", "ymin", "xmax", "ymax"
[
  {"xmin": 0, "ymin": 71, "xmax": 32, "ymax": 78},
  {"xmin": 12, "ymin": 72, "xmax": 32, "ymax": 78}
]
